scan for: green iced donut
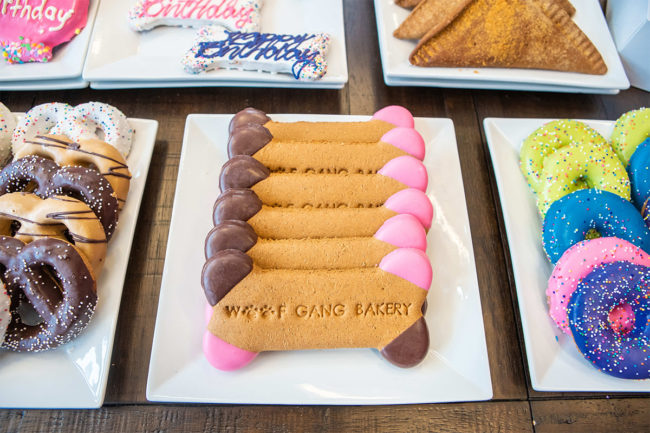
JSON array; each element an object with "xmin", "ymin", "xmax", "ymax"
[
  {"xmin": 611, "ymin": 107, "xmax": 650, "ymax": 165},
  {"xmin": 520, "ymin": 120, "xmax": 609, "ymax": 193},
  {"xmin": 537, "ymin": 142, "xmax": 630, "ymax": 216}
]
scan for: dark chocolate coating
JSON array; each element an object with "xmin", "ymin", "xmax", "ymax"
[
  {"xmin": 227, "ymin": 123, "xmax": 273, "ymax": 158},
  {"xmin": 213, "ymin": 188, "xmax": 262, "ymax": 225},
  {"xmin": 0, "ymin": 156, "xmax": 119, "ymax": 240},
  {"xmin": 228, "ymin": 107, "xmax": 270, "ymax": 133},
  {"xmin": 201, "ymin": 249, "xmax": 253, "ymax": 306},
  {"xmin": 220, "ymin": 155, "xmax": 270, "ymax": 192},
  {"xmin": 0, "ymin": 236, "xmax": 97, "ymax": 352},
  {"xmin": 205, "ymin": 220, "xmax": 258, "ymax": 259},
  {"xmin": 380, "ymin": 317, "xmax": 429, "ymax": 368}
]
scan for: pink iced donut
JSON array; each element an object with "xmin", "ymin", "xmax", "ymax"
[
  {"xmin": 0, "ymin": 281, "xmax": 9, "ymax": 346},
  {"xmin": 547, "ymin": 237, "xmax": 650, "ymax": 335}
]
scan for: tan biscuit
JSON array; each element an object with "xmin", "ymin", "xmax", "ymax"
[
  {"xmin": 251, "ymin": 173, "xmax": 407, "ymax": 207},
  {"xmin": 14, "ymin": 134, "xmax": 131, "ymax": 210},
  {"xmin": 254, "ymin": 140, "xmax": 407, "ymax": 174},
  {"xmin": 0, "ymin": 192, "xmax": 107, "ymax": 274},
  {"xmin": 394, "ymin": 0, "xmax": 472, "ymax": 40},
  {"xmin": 410, "ymin": 0, "xmax": 607, "ymax": 75},
  {"xmin": 263, "ymin": 119, "xmax": 396, "ymax": 143},
  {"xmin": 396, "ymin": 0, "xmax": 423, "ymax": 8},
  {"xmin": 208, "ymin": 266, "xmax": 426, "ymax": 352},
  {"xmin": 248, "ymin": 237, "xmax": 396, "ymax": 269},
  {"xmin": 248, "ymin": 206, "xmax": 397, "ymax": 239}
]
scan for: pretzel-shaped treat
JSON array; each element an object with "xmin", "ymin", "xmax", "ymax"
[{"xmin": 0, "ymin": 237, "xmax": 97, "ymax": 352}]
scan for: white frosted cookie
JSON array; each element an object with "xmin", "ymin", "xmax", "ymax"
[{"xmin": 0, "ymin": 103, "xmax": 16, "ymax": 163}]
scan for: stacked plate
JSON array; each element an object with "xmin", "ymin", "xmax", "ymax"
[
  {"xmin": 374, "ymin": 0, "xmax": 630, "ymax": 94},
  {"xmin": 0, "ymin": 0, "xmax": 100, "ymax": 91},
  {"xmin": 83, "ymin": 0, "xmax": 348, "ymax": 89}
]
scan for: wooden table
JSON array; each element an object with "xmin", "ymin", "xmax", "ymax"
[{"xmin": 1, "ymin": 1, "xmax": 649, "ymax": 431}]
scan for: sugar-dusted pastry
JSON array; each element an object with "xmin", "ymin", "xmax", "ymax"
[
  {"xmin": 410, "ymin": 0, "xmax": 607, "ymax": 75},
  {"xmin": 183, "ymin": 26, "xmax": 330, "ymax": 80},
  {"xmin": 0, "ymin": 0, "xmax": 90, "ymax": 63},
  {"xmin": 128, "ymin": 0, "xmax": 263, "ymax": 32},
  {"xmin": 394, "ymin": 0, "xmax": 472, "ymax": 40}
]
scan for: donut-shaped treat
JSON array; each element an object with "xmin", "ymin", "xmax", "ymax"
[
  {"xmin": 50, "ymin": 102, "xmax": 133, "ymax": 158},
  {"xmin": 0, "ymin": 192, "xmax": 107, "ymax": 274},
  {"xmin": 0, "ymin": 280, "xmax": 9, "ymax": 346},
  {"xmin": 520, "ymin": 119, "xmax": 610, "ymax": 193},
  {"xmin": 568, "ymin": 261, "xmax": 650, "ymax": 379},
  {"xmin": 13, "ymin": 134, "xmax": 131, "ymax": 211},
  {"xmin": 611, "ymin": 107, "xmax": 650, "ymax": 165},
  {"xmin": 627, "ymin": 138, "xmax": 650, "ymax": 210},
  {"xmin": 0, "ymin": 102, "xmax": 16, "ymax": 164},
  {"xmin": 11, "ymin": 103, "xmax": 73, "ymax": 152},
  {"xmin": 547, "ymin": 237, "xmax": 650, "ymax": 335},
  {"xmin": 543, "ymin": 189, "xmax": 650, "ymax": 264},
  {"xmin": 0, "ymin": 236, "xmax": 97, "ymax": 352}
]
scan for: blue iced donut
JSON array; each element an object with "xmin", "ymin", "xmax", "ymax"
[
  {"xmin": 627, "ymin": 138, "xmax": 650, "ymax": 210},
  {"xmin": 568, "ymin": 261, "xmax": 650, "ymax": 379},
  {"xmin": 543, "ymin": 188, "xmax": 650, "ymax": 263}
]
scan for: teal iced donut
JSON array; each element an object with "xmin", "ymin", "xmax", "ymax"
[{"xmin": 611, "ymin": 107, "xmax": 650, "ymax": 165}]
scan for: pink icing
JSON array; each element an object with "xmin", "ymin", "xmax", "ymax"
[
  {"xmin": 547, "ymin": 237, "xmax": 650, "ymax": 335},
  {"xmin": 374, "ymin": 214, "xmax": 427, "ymax": 251},
  {"xmin": 608, "ymin": 303, "xmax": 635, "ymax": 335},
  {"xmin": 372, "ymin": 106, "xmax": 414, "ymax": 128},
  {"xmin": 379, "ymin": 248, "xmax": 432, "ymax": 291},
  {"xmin": 384, "ymin": 188, "xmax": 433, "ymax": 229},
  {"xmin": 203, "ymin": 303, "xmax": 257, "ymax": 371},
  {"xmin": 0, "ymin": 0, "xmax": 90, "ymax": 63},
  {"xmin": 380, "ymin": 127, "xmax": 425, "ymax": 160},
  {"xmin": 378, "ymin": 155, "xmax": 428, "ymax": 191}
]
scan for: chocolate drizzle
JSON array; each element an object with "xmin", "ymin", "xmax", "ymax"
[
  {"xmin": 227, "ymin": 124, "xmax": 273, "ymax": 158},
  {"xmin": 213, "ymin": 188, "xmax": 262, "ymax": 225},
  {"xmin": 220, "ymin": 155, "xmax": 270, "ymax": 191},
  {"xmin": 202, "ymin": 249, "xmax": 253, "ymax": 306},
  {"xmin": 228, "ymin": 107, "xmax": 270, "ymax": 133},
  {"xmin": 380, "ymin": 317, "xmax": 429, "ymax": 368},
  {"xmin": 205, "ymin": 220, "xmax": 258, "ymax": 259}
]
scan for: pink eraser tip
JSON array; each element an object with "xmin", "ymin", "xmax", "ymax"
[
  {"xmin": 380, "ymin": 127, "xmax": 425, "ymax": 160},
  {"xmin": 384, "ymin": 188, "xmax": 433, "ymax": 229},
  {"xmin": 372, "ymin": 106, "xmax": 414, "ymax": 128},
  {"xmin": 374, "ymin": 214, "xmax": 427, "ymax": 251},
  {"xmin": 378, "ymin": 155, "xmax": 428, "ymax": 191},
  {"xmin": 379, "ymin": 248, "xmax": 432, "ymax": 290}
]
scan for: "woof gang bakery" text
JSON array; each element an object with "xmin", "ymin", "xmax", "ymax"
[{"xmin": 221, "ymin": 302, "xmax": 415, "ymax": 320}]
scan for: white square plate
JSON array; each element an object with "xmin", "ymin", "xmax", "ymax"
[
  {"xmin": 0, "ymin": 115, "xmax": 158, "ymax": 408},
  {"xmin": 374, "ymin": 0, "xmax": 629, "ymax": 92},
  {"xmin": 484, "ymin": 117, "xmax": 650, "ymax": 392},
  {"xmin": 0, "ymin": 0, "xmax": 99, "ymax": 87},
  {"xmin": 83, "ymin": 0, "xmax": 347, "ymax": 88},
  {"xmin": 147, "ymin": 113, "xmax": 492, "ymax": 405}
]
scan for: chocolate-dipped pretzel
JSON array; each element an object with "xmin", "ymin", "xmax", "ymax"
[
  {"xmin": 0, "ymin": 192, "xmax": 107, "ymax": 274},
  {"xmin": 0, "ymin": 236, "xmax": 97, "ymax": 352},
  {"xmin": 0, "ymin": 155, "xmax": 119, "ymax": 240},
  {"xmin": 13, "ymin": 134, "xmax": 131, "ymax": 210}
]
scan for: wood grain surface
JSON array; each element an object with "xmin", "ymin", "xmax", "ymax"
[{"xmin": 0, "ymin": 0, "xmax": 649, "ymax": 431}]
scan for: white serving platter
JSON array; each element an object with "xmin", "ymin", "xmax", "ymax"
[
  {"xmin": 83, "ymin": 0, "xmax": 347, "ymax": 89},
  {"xmin": 147, "ymin": 113, "xmax": 492, "ymax": 405},
  {"xmin": 484, "ymin": 117, "xmax": 650, "ymax": 392},
  {"xmin": 375, "ymin": 0, "xmax": 629, "ymax": 93},
  {"xmin": 0, "ymin": 114, "xmax": 158, "ymax": 408}
]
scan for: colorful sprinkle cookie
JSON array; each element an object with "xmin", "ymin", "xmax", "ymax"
[
  {"xmin": 611, "ymin": 107, "xmax": 650, "ymax": 165},
  {"xmin": 627, "ymin": 138, "xmax": 650, "ymax": 210},
  {"xmin": 183, "ymin": 26, "xmax": 330, "ymax": 80},
  {"xmin": 0, "ymin": 103, "xmax": 15, "ymax": 163},
  {"xmin": 0, "ymin": 0, "xmax": 90, "ymax": 64},
  {"xmin": 568, "ymin": 261, "xmax": 650, "ymax": 379}
]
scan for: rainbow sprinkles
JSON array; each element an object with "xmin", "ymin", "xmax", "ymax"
[{"xmin": 182, "ymin": 25, "xmax": 330, "ymax": 80}]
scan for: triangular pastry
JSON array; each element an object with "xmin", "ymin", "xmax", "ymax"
[
  {"xmin": 394, "ymin": 0, "xmax": 473, "ymax": 40},
  {"xmin": 409, "ymin": 0, "xmax": 607, "ymax": 75}
]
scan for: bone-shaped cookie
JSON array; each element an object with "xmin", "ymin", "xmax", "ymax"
[
  {"xmin": 183, "ymin": 26, "xmax": 330, "ymax": 80},
  {"xmin": 128, "ymin": 0, "xmax": 263, "ymax": 32}
]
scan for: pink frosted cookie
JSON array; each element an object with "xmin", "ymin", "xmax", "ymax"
[
  {"xmin": 183, "ymin": 26, "xmax": 330, "ymax": 80},
  {"xmin": 128, "ymin": 0, "xmax": 262, "ymax": 32},
  {"xmin": 0, "ymin": 0, "xmax": 90, "ymax": 64},
  {"xmin": 547, "ymin": 237, "xmax": 650, "ymax": 335}
]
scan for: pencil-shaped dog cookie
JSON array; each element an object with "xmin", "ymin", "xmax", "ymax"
[
  {"xmin": 202, "ymin": 248, "xmax": 432, "ymax": 370},
  {"xmin": 206, "ymin": 214, "xmax": 427, "ymax": 269},
  {"xmin": 220, "ymin": 155, "xmax": 428, "ymax": 207}
]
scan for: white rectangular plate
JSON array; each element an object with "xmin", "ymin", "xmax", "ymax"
[
  {"xmin": 0, "ymin": 0, "xmax": 99, "ymax": 85},
  {"xmin": 0, "ymin": 77, "xmax": 88, "ymax": 91},
  {"xmin": 89, "ymin": 79, "xmax": 343, "ymax": 90},
  {"xmin": 0, "ymin": 116, "xmax": 158, "ymax": 408},
  {"xmin": 484, "ymin": 117, "xmax": 650, "ymax": 392},
  {"xmin": 83, "ymin": 0, "xmax": 347, "ymax": 88},
  {"xmin": 374, "ymin": 0, "xmax": 629, "ymax": 92},
  {"xmin": 147, "ymin": 113, "xmax": 492, "ymax": 405}
]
